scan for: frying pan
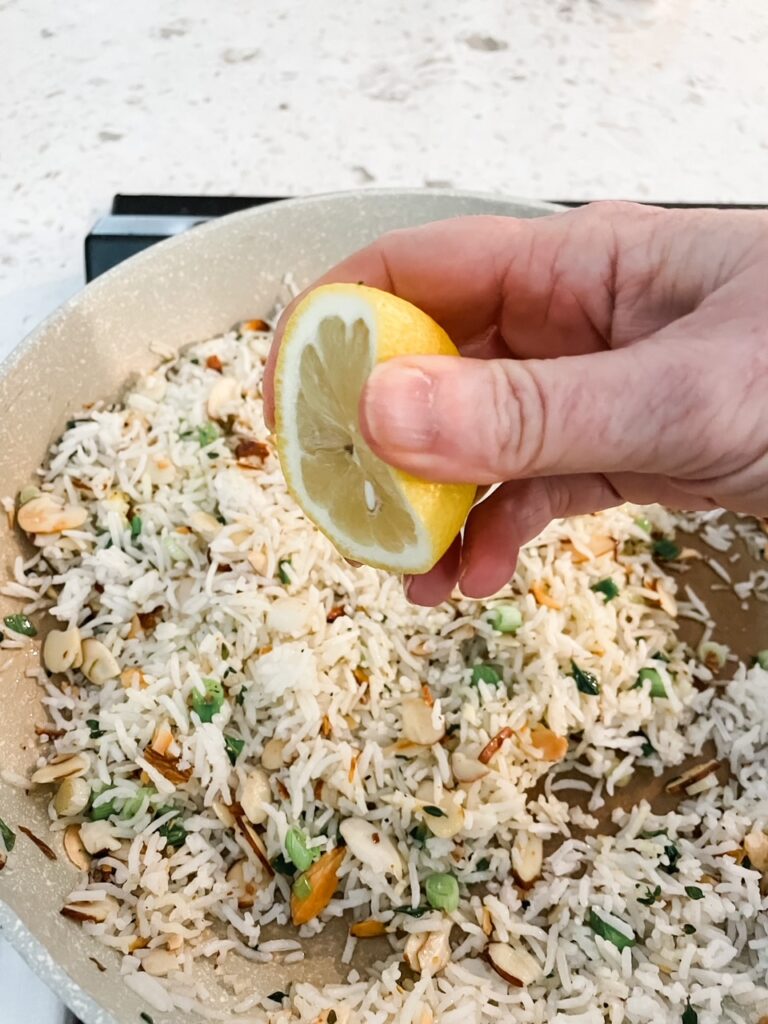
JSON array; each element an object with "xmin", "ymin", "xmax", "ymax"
[
  {"xmin": 0, "ymin": 190, "xmax": 561, "ymax": 1023},
  {"xmin": 1, "ymin": 189, "xmax": 761, "ymax": 1023}
]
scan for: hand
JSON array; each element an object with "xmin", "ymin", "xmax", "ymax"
[{"xmin": 264, "ymin": 201, "xmax": 768, "ymax": 606}]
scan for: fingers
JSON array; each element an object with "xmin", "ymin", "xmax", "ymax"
[
  {"xmin": 359, "ymin": 335, "xmax": 716, "ymax": 485},
  {"xmin": 405, "ymin": 535, "xmax": 462, "ymax": 607},
  {"xmin": 458, "ymin": 475, "xmax": 621, "ymax": 598}
]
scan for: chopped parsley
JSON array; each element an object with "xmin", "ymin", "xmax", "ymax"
[
  {"xmin": 587, "ymin": 908, "xmax": 636, "ymax": 950},
  {"xmin": 0, "ymin": 816, "xmax": 16, "ymax": 852},
  {"xmin": 224, "ymin": 735, "xmax": 245, "ymax": 765},
  {"xmin": 197, "ymin": 422, "xmax": 221, "ymax": 447},
  {"xmin": 685, "ymin": 886, "xmax": 704, "ymax": 900},
  {"xmin": 591, "ymin": 578, "xmax": 619, "ymax": 601},
  {"xmin": 423, "ymin": 805, "xmax": 447, "ymax": 817},
  {"xmin": 653, "ymin": 537, "xmax": 681, "ymax": 561},
  {"xmin": 682, "ymin": 1000, "xmax": 698, "ymax": 1024},
  {"xmin": 661, "ymin": 842, "xmax": 681, "ymax": 875},
  {"xmin": 130, "ymin": 515, "xmax": 142, "ymax": 538},
  {"xmin": 571, "ymin": 660, "xmax": 600, "ymax": 696},
  {"xmin": 470, "ymin": 663, "xmax": 502, "ymax": 687},
  {"xmin": 3, "ymin": 614, "xmax": 37, "ymax": 637},
  {"xmin": 86, "ymin": 719, "xmax": 104, "ymax": 739},
  {"xmin": 393, "ymin": 904, "xmax": 430, "ymax": 917},
  {"xmin": 638, "ymin": 885, "xmax": 662, "ymax": 906}
]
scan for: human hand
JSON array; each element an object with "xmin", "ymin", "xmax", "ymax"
[{"xmin": 264, "ymin": 201, "xmax": 768, "ymax": 606}]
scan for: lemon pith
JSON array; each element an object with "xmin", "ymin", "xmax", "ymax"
[{"xmin": 274, "ymin": 283, "xmax": 475, "ymax": 574}]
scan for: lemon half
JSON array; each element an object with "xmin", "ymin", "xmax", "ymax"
[{"xmin": 273, "ymin": 283, "xmax": 475, "ymax": 574}]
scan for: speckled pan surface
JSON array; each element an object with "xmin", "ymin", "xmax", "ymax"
[{"xmin": 0, "ymin": 189, "xmax": 560, "ymax": 1024}]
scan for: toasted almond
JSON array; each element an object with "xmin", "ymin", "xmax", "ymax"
[
  {"xmin": 190, "ymin": 510, "xmax": 221, "ymax": 541},
  {"xmin": 531, "ymin": 581, "xmax": 562, "ymax": 610},
  {"xmin": 54, "ymin": 776, "xmax": 91, "ymax": 816},
  {"xmin": 234, "ymin": 438, "xmax": 270, "ymax": 462},
  {"xmin": 479, "ymin": 727, "xmax": 513, "ymax": 765},
  {"xmin": 43, "ymin": 627, "xmax": 83, "ymax": 674},
  {"xmin": 80, "ymin": 638, "xmax": 120, "ymax": 685},
  {"xmin": 226, "ymin": 858, "xmax": 259, "ymax": 909},
  {"xmin": 321, "ymin": 714, "xmax": 333, "ymax": 738},
  {"xmin": 137, "ymin": 606, "xmax": 164, "ymax": 631},
  {"xmin": 665, "ymin": 759, "xmax": 721, "ymax": 795},
  {"xmin": 31, "ymin": 752, "xmax": 90, "ymax": 785},
  {"xmin": 120, "ymin": 666, "xmax": 146, "ymax": 689},
  {"xmin": 142, "ymin": 746, "xmax": 192, "ymax": 785},
  {"xmin": 63, "ymin": 824, "xmax": 91, "ymax": 871},
  {"xmin": 482, "ymin": 907, "xmax": 493, "ymax": 936},
  {"xmin": 350, "ymin": 919, "xmax": 387, "ymax": 938},
  {"xmin": 402, "ymin": 698, "xmax": 445, "ymax": 746},
  {"xmin": 166, "ymin": 933, "xmax": 183, "ymax": 952},
  {"xmin": 348, "ymin": 751, "xmax": 360, "ymax": 783},
  {"xmin": 486, "ymin": 941, "xmax": 541, "ymax": 987},
  {"xmin": 646, "ymin": 577, "xmax": 678, "ymax": 618},
  {"xmin": 416, "ymin": 783, "xmax": 465, "ymax": 840},
  {"xmin": 530, "ymin": 726, "xmax": 568, "ymax": 762},
  {"xmin": 17, "ymin": 494, "xmax": 88, "ymax": 535},
  {"xmin": 141, "ymin": 948, "xmax": 179, "ymax": 977},
  {"xmin": 512, "ymin": 831, "xmax": 543, "ymax": 889},
  {"xmin": 291, "ymin": 846, "xmax": 346, "ymax": 926},
  {"xmin": 326, "ymin": 605, "xmax": 345, "ymax": 623},
  {"xmin": 61, "ymin": 895, "xmax": 118, "ymax": 924},
  {"xmin": 206, "ymin": 354, "xmax": 223, "ymax": 373},
  {"xmin": 241, "ymin": 318, "xmax": 270, "ymax": 333},
  {"xmin": 79, "ymin": 820, "xmax": 122, "ymax": 854},
  {"xmin": 340, "ymin": 819, "xmax": 403, "ymax": 878},
  {"xmin": 233, "ymin": 814, "xmax": 274, "ymax": 877},
  {"xmin": 562, "ymin": 534, "xmax": 615, "ymax": 564},
  {"xmin": 260, "ymin": 737, "xmax": 288, "ymax": 770},
  {"xmin": 127, "ymin": 614, "xmax": 142, "ymax": 640},
  {"xmin": 129, "ymin": 936, "xmax": 150, "ymax": 953},
  {"xmin": 208, "ymin": 376, "xmax": 241, "ymax": 421},
  {"xmin": 744, "ymin": 830, "xmax": 768, "ymax": 871},
  {"xmin": 212, "ymin": 800, "xmax": 236, "ymax": 828},
  {"xmin": 404, "ymin": 926, "xmax": 452, "ymax": 974},
  {"xmin": 421, "ymin": 683, "xmax": 434, "ymax": 707},
  {"xmin": 151, "ymin": 721, "xmax": 174, "ymax": 757},
  {"xmin": 451, "ymin": 750, "xmax": 489, "ymax": 785}
]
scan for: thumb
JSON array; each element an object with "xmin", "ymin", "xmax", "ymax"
[{"xmin": 358, "ymin": 344, "xmax": 699, "ymax": 484}]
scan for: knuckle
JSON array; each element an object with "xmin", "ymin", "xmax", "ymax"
[{"xmin": 482, "ymin": 362, "xmax": 547, "ymax": 478}]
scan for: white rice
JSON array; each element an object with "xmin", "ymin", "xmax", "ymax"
[{"xmin": 3, "ymin": 318, "xmax": 768, "ymax": 1023}]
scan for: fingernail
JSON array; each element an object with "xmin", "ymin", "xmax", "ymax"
[
  {"xmin": 403, "ymin": 574, "xmax": 415, "ymax": 599},
  {"xmin": 361, "ymin": 363, "xmax": 435, "ymax": 453}
]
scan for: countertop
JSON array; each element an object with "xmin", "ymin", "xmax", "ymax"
[{"xmin": 1, "ymin": 0, "xmax": 768, "ymax": 359}]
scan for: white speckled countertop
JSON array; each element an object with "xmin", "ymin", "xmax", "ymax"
[{"xmin": 1, "ymin": 0, "xmax": 768, "ymax": 359}]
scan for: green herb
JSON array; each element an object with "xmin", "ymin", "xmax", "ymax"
[
  {"xmin": 408, "ymin": 823, "xmax": 429, "ymax": 845},
  {"xmin": 423, "ymin": 805, "xmax": 447, "ymax": 818},
  {"xmin": 653, "ymin": 537, "xmax": 681, "ymax": 561},
  {"xmin": 571, "ymin": 660, "xmax": 600, "ymax": 696},
  {"xmin": 221, "ymin": 642, "xmax": 230, "ymax": 659},
  {"xmin": 682, "ymin": 1000, "xmax": 698, "ymax": 1024},
  {"xmin": 652, "ymin": 651, "xmax": 670, "ymax": 663},
  {"xmin": 130, "ymin": 515, "xmax": 142, "ymax": 538},
  {"xmin": 285, "ymin": 827, "xmax": 319, "ymax": 872},
  {"xmin": 178, "ymin": 429, "xmax": 194, "ymax": 439},
  {"xmin": 164, "ymin": 537, "xmax": 189, "ymax": 562},
  {"xmin": 393, "ymin": 904, "xmax": 430, "ymax": 917},
  {"xmin": 206, "ymin": 451, "xmax": 218, "ymax": 459},
  {"xmin": 197, "ymin": 422, "xmax": 221, "ymax": 447},
  {"xmin": 631, "ymin": 730, "xmax": 655, "ymax": 757},
  {"xmin": 591, "ymin": 578, "xmax": 620, "ymax": 601},
  {"xmin": 215, "ymin": 511, "xmax": 226, "ymax": 525},
  {"xmin": 683, "ymin": 924, "xmax": 696, "ymax": 935},
  {"xmin": 636, "ymin": 667, "xmax": 667, "ymax": 698},
  {"xmin": 3, "ymin": 614, "xmax": 37, "ymax": 637},
  {"xmin": 661, "ymin": 843, "xmax": 681, "ymax": 875},
  {"xmin": 235, "ymin": 688, "xmax": 246, "ymax": 707},
  {"xmin": 271, "ymin": 853, "xmax": 296, "ymax": 877},
  {"xmin": 140, "ymin": 1014, "xmax": 155, "ymax": 1024},
  {"xmin": 120, "ymin": 787, "xmax": 154, "ymax": 819},
  {"xmin": 587, "ymin": 908, "xmax": 636, "ymax": 951},
  {"xmin": 159, "ymin": 818, "xmax": 187, "ymax": 848},
  {"xmin": 0, "ymin": 816, "xmax": 16, "ymax": 852},
  {"xmin": 425, "ymin": 872, "xmax": 459, "ymax": 913},
  {"xmin": 277, "ymin": 559, "xmax": 293, "ymax": 585},
  {"xmin": 224, "ymin": 735, "xmax": 245, "ymax": 765},
  {"xmin": 638, "ymin": 885, "xmax": 662, "ymax": 906},
  {"xmin": 634, "ymin": 515, "xmax": 653, "ymax": 533},
  {"xmin": 685, "ymin": 886, "xmax": 704, "ymax": 900},
  {"xmin": 756, "ymin": 650, "xmax": 768, "ymax": 670},
  {"xmin": 293, "ymin": 875, "xmax": 312, "ymax": 901},
  {"xmin": 470, "ymin": 663, "xmax": 502, "ymax": 687},
  {"xmin": 190, "ymin": 677, "xmax": 225, "ymax": 723},
  {"xmin": 487, "ymin": 604, "xmax": 522, "ymax": 634},
  {"xmin": 86, "ymin": 719, "xmax": 104, "ymax": 739},
  {"xmin": 476, "ymin": 857, "xmax": 491, "ymax": 871},
  {"xmin": 267, "ymin": 992, "xmax": 287, "ymax": 1003}
]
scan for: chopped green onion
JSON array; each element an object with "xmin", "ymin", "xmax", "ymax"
[
  {"xmin": 224, "ymin": 735, "xmax": 245, "ymax": 765},
  {"xmin": 130, "ymin": 515, "xmax": 142, "ymax": 538},
  {"xmin": 0, "ymin": 816, "xmax": 16, "ymax": 852},
  {"xmin": 682, "ymin": 1000, "xmax": 698, "ymax": 1024},
  {"xmin": 571, "ymin": 660, "xmax": 600, "ymax": 696},
  {"xmin": 159, "ymin": 818, "xmax": 187, "ymax": 848},
  {"xmin": 653, "ymin": 537, "xmax": 681, "ymax": 561},
  {"xmin": 120, "ymin": 787, "xmax": 154, "ymax": 819},
  {"xmin": 423, "ymin": 805, "xmax": 447, "ymax": 818},
  {"xmin": 89, "ymin": 790, "xmax": 118, "ymax": 821},
  {"xmin": 271, "ymin": 852, "xmax": 296, "ymax": 877},
  {"xmin": 277, "ymin": 559, "xmax": 293, "ymax": 585},
  {"xmin": 685, "ymin": 886, "xmax": 704, "ymax": 900},
  {"xmin": 285, "ymin": 827, "xmax": 319, "ymax": 872},
  {"xmin": 293, "ymin": 875, "xmax": 313, "ymax": 901},
  {"xmin": 197, "ymin": 422, "xmax": 221, "ymax": 447},
  {"xmin": 636, "ymin": 667, "xmax": 667, "ymax": 698},
  {"xmin": 3, "ymin": 614, "xmax": 37, "ymax": 637},
  {"xmin": 86, "ymin": 719, "xmax": 104, "ymax": 739},
  {"xmin": 591, "ymin": 578, "xmax": 620, "ymax": 602},
  {"xmin": 408, "ymin": 823, "xmax": 429, "ymax": 845},
  {"xmin": 190, "ymin": 678, "xmax": 225, "ymax": 723},
  {"xmin": 487, "ymin": 604, "xmax": 522, "ymax": 634},
  {"xmin": 634, "ymin": 515, "xmax": 653, "ymax": 533},
  {"xmin": 756, "ymin": 650, "xmax": 768, "ymax": 670},
  {"xmin": 661, "ymin": 843, "xmax": 681, "ymax": 875},
  {"xmin": 683, "ymin": 924, "xmax": 696, "ymax": 935},
  {"xmin": 470, "ymin": 663, "xmax": 502, "ymax": 687},
  {"xmin": 425, "ymin": 872, "xmax": 459, "ymax": 913},
  {"xmin": 587, "ymin": 908, "xmax": 636, "ymax": 950},
  {"xmin": 638, "ymin": 885, "xmax": 662, "ymax": 906},
  {"xmin": 18, "ymin": 486, "xmax": 41, "ymax": 506},
  {"xmin": 393, "ymin": 904, "xmax": 430, "ymax": 917}
]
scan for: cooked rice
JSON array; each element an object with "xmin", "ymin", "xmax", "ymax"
[{"xmin": 3, "ymin": 318, "xmax": 768, "ymax": 1023}]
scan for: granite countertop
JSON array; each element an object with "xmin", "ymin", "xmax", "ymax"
[{"xmin": 1, "ymin": 0, "xmax": 767, "ymax": 358}]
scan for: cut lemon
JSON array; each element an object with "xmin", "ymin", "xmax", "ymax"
[{"xmin": 273, "ymin": 283, "xmax": 476, "ymax": 574}]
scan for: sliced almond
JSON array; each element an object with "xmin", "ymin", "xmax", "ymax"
[
  {"xmin": 212, "ymin": 799, "xmax": 236, "ymax": 828},
  {"xmin": 80, "ymin": 638, "xmax": 120, "ymax": 685},
  {"xmin": 479, "ymin": 727, "xmax": 513, "ymax": 765},
  {"xmin": 166, "ymin": 933, "xmax": 183, "ymax": 953},
  {"xmin": 451, "ymin": 751, "xmax": 489, "ymax": 785},
  {"xmin": 54, "ymin": 776, "xmax": 91, "ymax": 816},
  {"xmin": 61, "ymin": 895, "xmax": 118, "ymax": 924},
  {"xmin": 416, "ymin": 783, "xmax": 465, "ymax": 840},
  {"xmin": 291, "ymin": 845, "xmax": 346, "ymax": 926},
  {"xmin": 190, "ymin": 510, "xmax": 221, "ymax": 542},
  {"xmin": 530, "ymin": 726, "xmax": 568, "ymax": 762},
  {"xmin": 665, "ymin": 759, "xmax": 721, "ymax": 795},
  {"xmin": 562, "ymin": 534, "xmax": 615, "ymax": 564},
  {"xmin": 404, "ymin": 926, "xmax": 451, "ymax": 974},
  {"xmin": 207, "ymin": 376, "xmax": 241, "ymax": 421},
  {"xmin": 43, "ymin": 627, "xmax": 83, "ymax": 673},
  {"xmin": 482, "ymin": 906, "xmax": 493, "ymax": 937},
  {"xmin": 79, "ymin": 820, "xmax": 122, "ymax": 855},
  {"xmin": 531, "ymin": 581, "xmax": 562, "ymax": 610},
  {"xmin": 141, "ymin": 948, "xmax": 179, "ymax": 977},
  {"xmin": 339, "ymin": 819, "xmax": 403, "ymax": 878},
  {"xmin": 142, "ymin": 746, "xmax": 192, "ymax": 785},
  {"xmin": 120, "ymin": 666, "xmax": 146, "ymax": 689},
  {"xmin": 32, "ymin": 752, "xmax": 90, "ymax": 785},
  {"xmin": 512, "ymin": 831, "xmax": 543, "ymax": 888},
  {"xmin": 233, "ymin": 814, "xmax": 274, "ymax": 877},
  {"xmin": 350, "ymin": 919, "xmax": 387, "ymax": 938},
  {"xmin": 17, "ymin": 494, "xmax": 88, "ymax": 535},
  {"xmin": 401, "ymin": 697, "xmax": 445, "ymax": 746},
  {"xmin": 226, "ymin": 858, "xmax": 259, "ymax": 909},
  {"xmin": 486, "ymin": 941, "xmax": 541, "ymax": 987},
  {"xmin": 744, "ymin": 830, "xmax": 768, "ymax": 872},
  {"xmin": 646, "ymin": 577, "xmax": 678, "ymax": 618},
  {"xmin": 63, "ymin": 824, "xmax": 91, "ymax": 871},
  {"xmin": 151, "ymin": 721, "xmax": 174, "ymax": 757}
]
